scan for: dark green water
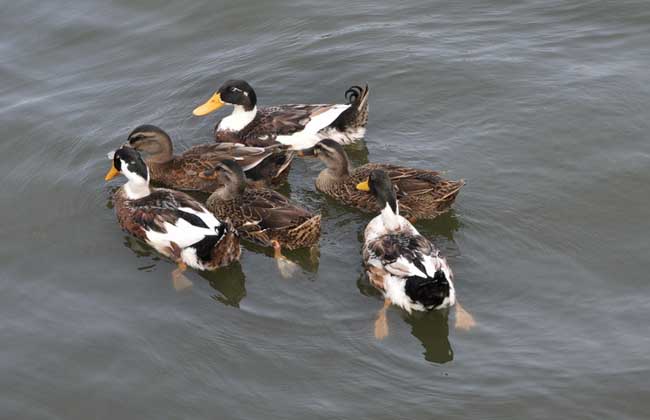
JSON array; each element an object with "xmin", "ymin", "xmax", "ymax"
[{"xmin": 1, "ymin": 1, "xmax": 649, "ymax": 418}]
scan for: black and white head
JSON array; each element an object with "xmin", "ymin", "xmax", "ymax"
[
  {"xmin": 356, "ymin": 169, "xmax": 398, "ymax": 214},
  {"xmin": 105, "ymin": 146, "xmax": 149, "ymax": 185},
  {"xmin": 126, "ymin": 125, "xmax": 173, "ymax": 163},
  {"xmin": 312, "ymin": 139, "xmax": 350, "ymax": 174},
  {"xmin": 193, "ymin": 79, "xmax": 257, "ymax": 116}
]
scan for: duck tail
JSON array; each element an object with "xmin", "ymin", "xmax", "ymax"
[
  {"xmin": 331, "ymin": 84, "xmax": 369, "ymax": 131},
  {"xmin": 192, "ymin": 220, "xmax": 241, "ymax": 269},
  {"xmin": 287, "ymin": 214, "xmax": 322, "ymax": 250},
  {"xmin": 245, "ymin": 149, "xmax": 295, "ymax": 186}
]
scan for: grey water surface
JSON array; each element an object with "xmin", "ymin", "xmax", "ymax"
[{"xmin": 1, "ymin": 0, "xmax": 649, "ymax": 419}]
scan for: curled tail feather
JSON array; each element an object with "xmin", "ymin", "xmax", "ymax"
[{"xmin": 331, "ymin": 84, "xmax": 369, "ymax": 131}]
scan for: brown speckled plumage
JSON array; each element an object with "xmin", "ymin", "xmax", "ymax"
[
  {"xmin": 316, "ymin": 162, "xmax": 464, "ymax": 221},
  {"xmin": 127, "ymin": 125, "xmax": 293, "ymax": 191},
  {"xmin": 206, "ymin": 188, "xmax": 320, "ymax": 250},
  {"xmin": 145, "ymin": 143, "xmax": 293, "ymax": 191},
  {"xmin": 204, "ymin": 159, "xmax": 321, "ymax": 250}
]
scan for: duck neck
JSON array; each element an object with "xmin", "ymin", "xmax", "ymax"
[
  {"xmin": 207, "ymin": 180, "xmax": 245, "ymax": 204},
  {"xmin": 380, "ymin": 201, "xmax": 401, "ymax": 231},
  {"xmin": 320, "ymin": 151, "xmax": 351, "ymax": 180},
  {"xmin": 218, "ymin": 105, "xmax": 257, "ymax": 132},
  {"xmin": 124, "ymin": 176, "xmax": 151, "ymax": 200}
]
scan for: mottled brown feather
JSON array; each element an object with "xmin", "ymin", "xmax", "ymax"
[
  {"xmin": 206, "ymin": 188, "xmax": 320, "ymax": 250},
  {"xmin": 146, "ymin": 143, "xmax": 292, "ymax": 191},
  {"xmin": 316, "ymin": 163, "xmax": 464, "ymax": 220}
]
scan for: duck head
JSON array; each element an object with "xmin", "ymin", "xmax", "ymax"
[
  {"xmin": 126, "ymin": 124, "xmax": 173, "ymax": 164},
  {"xmin": 205, "ymin": 159, "xmax": 247, "ymax": 202},
  {"xmin": 193, "ymin": 79, "xmax": 257, "ymax": 116},
  {"xmin": 312, "ymin": 139, "xmax": 351, "ymax": 176},
  {"xmin": 105, "ymin": 146, "xmax": 151, "ymax": 199},
  {"xmin": 356, "ymin": 169, "xmax": 398, "ymax": 215}
]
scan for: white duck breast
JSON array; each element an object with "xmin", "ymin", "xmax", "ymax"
[{"xmin": 218, "ymin": 106, "xmax": 257, "ymax": 131}]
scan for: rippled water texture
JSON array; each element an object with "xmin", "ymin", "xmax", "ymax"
[{"xmin": 1, "ymin": 0, "xmax": 649, "ymax": 418}]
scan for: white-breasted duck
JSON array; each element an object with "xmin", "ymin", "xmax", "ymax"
[
  {"xmin": 357, "ymin": 170, "xmax": 475, "ymax": 338},
  {"xmin": 192, "ymin": 79, "xmax": 369, "ymax": 150},
  {"xmin": 105, "ymin": 146, "xmax": 240, "ymax": 289}
]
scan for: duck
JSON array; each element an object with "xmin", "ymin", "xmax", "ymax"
[
  {"xmin": 105, "ymin": 145, "xmax": 240, "ymax": 290},
  {"xmin": 125, "ymin": 124, "xmax": 293, "ymax": 191},
  {"xmin": 308, "ymin": 139, "xmax": 464, "ymax": 221},
  {"xmin": 192, "ymin": 79, "xmax": 369, "ymax": 150},
  {"xmin": 357, "ymin": 169, "xmax": 475, "ymax": 339},
  {"xmin": 204, "ymin": 159, "xmax": 321, "ymax": 276}
]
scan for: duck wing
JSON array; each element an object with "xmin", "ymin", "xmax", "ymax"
[
  {"xmin": 132, "ymin": 189, "xmax": 224, "ymax": 248},
  {"xmin": 241, "ymin": 189, "xmax": 314, "ymax": 230},
  {"xmin": 240, "ymin": 104, "xmax": 350, "ymax": 148},
  {"xmin": 365, "ymin": 233, "xmax": 439, "ymax": 279},
  {"xmin": 180, "ymin": 142, "xmax": 288, "ymax": 172}
]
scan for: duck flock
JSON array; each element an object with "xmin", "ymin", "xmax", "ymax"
[{"xmin": 105, "ymin": 79, "xmax": 475, "ymax": 338}]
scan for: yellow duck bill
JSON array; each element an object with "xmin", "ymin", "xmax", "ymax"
[
  {"xmin": 193, "ymin": 92, "xmax": 225, "ymax": 116},
  {"xmin": 356, "ymin": 180, "xmax": 370, "ymax": 191},
  {"xmin": 105, "ymin": 164, "xmax": 119, "ymax": 181}
]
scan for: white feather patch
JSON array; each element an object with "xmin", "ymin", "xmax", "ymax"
[
  {"xmin": 218, "ymin": 105, "xmax": 257, "ymax": 131},
  {"xmin": 275, "ymin": 104, "xmax": 350, "ymax": 150}
]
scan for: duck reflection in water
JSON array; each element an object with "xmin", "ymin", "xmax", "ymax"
[
  {"xmin": 122, "ymin": 235, "xmax": 248, "ymax": 306},
  {"xmin": 358, "ymin": 274, "xmax": 454, "ymax": 364},
  {"xmin": 240, "ymin": 240, "xmax": 320, "ymax": 278}
]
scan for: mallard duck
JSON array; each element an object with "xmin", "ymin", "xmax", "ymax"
[
  {"xmin": 105, "ymin": 146, "xmax": 240, "ymax": 290},
  {"xmin": 357, "ymin": 170, "xmax": 475, "ymax": 339},
  {"xmin": 204, "ymin": 159, "xmax": 321, "ymax": 276},
  {"xmin": 192, "ymin": 79, "xmax": 369, "ymax": 150},
  {"xmin": 309, "ymin": 139, "xmax": 464, "ymax": 221},
  {"xmin": 125, "ymin": 124, "xmax": 293, "ymax": 191}
]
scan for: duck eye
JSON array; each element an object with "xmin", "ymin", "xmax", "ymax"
[{"xmin": 231, "ymin": 87, "xmax": 241, "ymax": 93}]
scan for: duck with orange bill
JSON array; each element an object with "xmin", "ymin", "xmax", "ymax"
[
  {"xmin": 192, "ymin": 79, "xmax": 369, "ymax": 150},
  {"xmin": 306, "ymin": 139, "xmax": 464, "ymax": 221},
  {"xmin": 356, "ymin": 169, "xmax": 475, "ymax": 339},
  {"xmin": 105, "ymin": 146, "xmax": 240, "ymax": 290}
]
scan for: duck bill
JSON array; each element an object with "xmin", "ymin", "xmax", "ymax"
[
  {"xmin": 356, "ymin": 180, "xmax": 370, "ymax": 191},
  {"xmin": 105, "ymin": 164, "xmax": 119, "ymax": 181},
  {"xmin": 193, "ymin": 92, "xmax": 225, "ymax": 116}
]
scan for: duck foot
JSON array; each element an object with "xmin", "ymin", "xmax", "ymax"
[
  {"xmin": 454, "ymin": 301, "xmax": 476, "ymax": 331},
  {"xmin": 272, "ymin": 240, "xmax": 300, "ymax": 278},
  {"xmin": 309, "ymin": 245, "xmax": 320, "ymax": 266},
  {"xmin": 374, "ymin": 298, "xmax": 392, "ymax": 340},
  {"xmin": 171, "ymin": 261, "xmax": 193, "ymax": 291}
]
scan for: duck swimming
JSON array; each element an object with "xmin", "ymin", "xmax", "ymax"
[
  {"xmin": 105, "ymin": 146, "xmax": 240, "ymax": 289},
  {"xmin": 192, "ymin": 79, "xmax": 369, "ymax": 150},
  {"xmin": 357, "ymin": 170, "xmax": 475, "ymax": 338},
  {"xmin": 205, "ymin": 159, "xmax": 321, "ymax": 276},
  {"xmin": 310, "ymin": 139, "xmax": 464, "ymax": 221},
  {"xmin": 126, "ymin": 124, "xmax": 293, "ymax": 191}
]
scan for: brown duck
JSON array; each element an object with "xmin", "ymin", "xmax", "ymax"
[
  {"xmin": 205, "ymin": 159, "xmax": 321, "ymax": 276},
  {"xmin": 126, "ymin": 125, "xmax": 294, "ymax": 191},
  {"xmin": 308, "ymin": 139, "xmax": 464, "ymax": 221}
]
